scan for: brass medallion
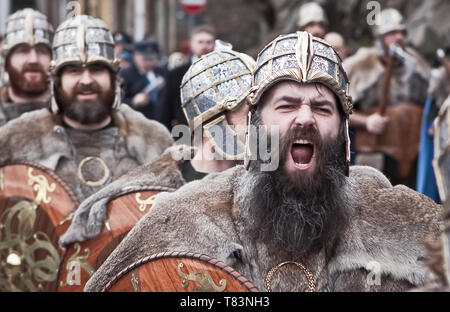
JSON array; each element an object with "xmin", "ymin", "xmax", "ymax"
[
  {"xmin": 77, "ymin": 157, "xmax": 110, "ymax": 187},
  {"xmin": 265, "ymin": 261, "xmax": 316, "ymax": 292}
]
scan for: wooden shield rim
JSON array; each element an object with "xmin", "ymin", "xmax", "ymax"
[
  {"xmin": 0, "ymin": 161, "xmax": 80, "ymax": 207},
  {"xmin": 102, "ymin": 251, "xmax": 260, "ymax": 292}
]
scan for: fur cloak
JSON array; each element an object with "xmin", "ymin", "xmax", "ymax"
[
  {"xmin": 0, "ymin": 85, "xmax": 48, "ymax": 127},
  {"xmin": 342, "ymin": 45, "xmax": 430, "ymax": 109},
  {"xmin": 59, "ymin": 144, "xmax": 193, "ymax": 245},
  {"xmin": 85, "ymin": 165, "xmax": 443, "ymax": 292},
  {"xmin": 0, "ymin": 104, "xmax": 173, "ymax": 201}
]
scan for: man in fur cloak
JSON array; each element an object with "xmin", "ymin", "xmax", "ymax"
[
  {"xmin": 343, "ymin": 8, "xmax": 431, "ymax": 187},
  {"xmin": 0, "ymin": 9, "xmax": 53, "ymax": 127},
  {"xmin": 83, "ymin": 32, "xmax": 442, "ymax": 292},
  {"xmin": 59, "ymin": 43, "xmax": 256, "ymax": 246},
  {"xmin": 0, "ymin": 15, "xmax": 173, "ymax": 202}
]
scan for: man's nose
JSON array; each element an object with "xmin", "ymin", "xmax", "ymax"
[
  {"xmin": 294, "ymin": 105, "xmax": 315, "ymax": 127},
  {"xmin": 27, "ymin": 48, "xmax": 39, "ymax": 63},
  {"xmin": 80, "ymin": 69, "xmax": 94, "ymax": 84}
]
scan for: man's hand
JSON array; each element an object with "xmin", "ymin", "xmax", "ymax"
[
  {"xmin": 132, "ymin": 93, "xmax": 150, "ymax": 108},
  {"xmin": 366, "ymin": 113, "xmax": 389, "ymax": 134}
]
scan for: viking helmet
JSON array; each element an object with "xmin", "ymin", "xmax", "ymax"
[
  {"xmin": 49, "ymin": 15, "xmax": 120, "ymax": 113},
  {"xmin": 180, "ymin": 40, "xmax": 256, "ymax": 160},
  {"xmin": 374, "ymin": 8, "xmax": 406, "ymax": 37},
  {"xmin": 297, "ymin": 2, "xmax": 328, "ymax": 30},
  {"xmin": 2, "ymin": 8, "xmax": 53, "ymax": 58},
  {"xmin": 246, "ymin": 31, "xmax": 353, "ymax": 174}
]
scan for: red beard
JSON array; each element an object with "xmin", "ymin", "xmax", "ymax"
[
  {"xmin": 55, "ymin": 80, "xmax": 115, "ymax": 125},
  {"xmin": 6, "ymin": 62, "xmax": 49, "ymax": 97}
]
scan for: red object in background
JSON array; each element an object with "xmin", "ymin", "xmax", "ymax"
[
  {"xmin": 180, "ymin": 0, "xmax": 206, "ymax": 15},
  {"xmin": 180, "ymin": 40, "xmax": 191, "ymax": 56}
]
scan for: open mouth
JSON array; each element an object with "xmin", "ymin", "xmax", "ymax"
[{"xmin": 290, "ymin": 139, "xmax": 315, "ymax": 170}]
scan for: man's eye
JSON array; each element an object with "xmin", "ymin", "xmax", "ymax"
[
  {"xmin": 316, "ymin": 107, "xmax": 331, "ymax": 114},
  {"xmin": 36, "ymin": 47, "xmax": 49, "ymax": 55},
  {"xmin": 278, "ymin": 104, "xmax": 294, "ymax": 110},
  {"xmin": 89, "ymin": 66, "xmax": 104, "ymax": 73},
  {"xmin": 16, "ymin": 47, "xmax": 30, "ymax": 54},
  {"xmin": 66, "ymin": 67, "xmax": 81, "ymax": 74}
]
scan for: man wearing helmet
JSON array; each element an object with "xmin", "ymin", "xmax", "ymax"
[
  {"xmin": 59, "ymin": 42, "xmax": 256, "ymax": 247},
  {"xmin": 343, "ymin": 8, "xmax": 431, "ymax": 187},
  {"xmin": 296, "ymin": 2, "xmax": 327, "ymax": 39},
  {"xmin": 84, "ymin": 32, "xmax": 441, "ymax": 292},
  {"xmin": 0, "ymin": 9, "xmax": 53, "ymax": 127},
  {"xmin": 0, "ymin": 15, "xmax": 173, "ymax": 202}
]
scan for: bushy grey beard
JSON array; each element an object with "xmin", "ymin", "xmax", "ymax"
[{"xmin": 236, "ymin": 116, "xmax": 350, "ymax": 258}]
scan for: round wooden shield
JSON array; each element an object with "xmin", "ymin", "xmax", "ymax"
[
  {"xmin": 102, "ymin": 251, "xmax": 259, "ymax": 292},
  {"xmin": 57, "ymin": 186, "xmax": 176, "ymax": 292},
  {"xmin": 0, "ymin": 162, "xmax": 78, "ymax": 292}
]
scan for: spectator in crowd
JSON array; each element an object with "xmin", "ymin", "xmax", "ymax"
[
  {"xmin": 118, "ymin": 49, "xmax": 133, "ymax": 70},
  {"xmin": 167, "ymin": 52, "xmax": 187, "ymax": 70},
  {"xmin": 325, "ymin": 32, "xmax": 349, "ymax": 60},
  {"xmin": 113, "ymin": 31, "xmax": 133, "ymax": 71},
  {"xmin": 296, "ymin": 2, "xmax": 327, "ymax": 39},
  {"xmin": 159, "ymin": 25, "xmax": 216, "ymax": 133},
  {"xmin": 121, "ymin": 39, "xmax": 165, "ymax": 120}
]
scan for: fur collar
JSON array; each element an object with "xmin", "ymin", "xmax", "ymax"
[
  {"xmin": 0, "ymin": 105, "xmax": 173, "ymax": 169},
  {"xmin": 85, "ymin": 165, "xmax": 442, "ymax": 291}
]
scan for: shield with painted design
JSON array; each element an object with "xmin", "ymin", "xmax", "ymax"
[
  {"xmin": 57, "ymin": 185, "xmax": 175, "ymax": 291},
  {"xmin": 0, "ymin": 162, "xmax": 77, "ymax": 292},
  {"xmin": 102, "ymin": 251, "xmax": 259, "ymax": 292},
  {"xmin": 0, "ymin": 162, "xmax": 170, "ymax": 291}
]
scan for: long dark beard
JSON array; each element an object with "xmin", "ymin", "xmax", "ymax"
[
  {"xmin": 7, "ymin": 62, "xmax": 49, "ymax": 97},
  {"xmin": 56, "ymin": 81, "xmax": 115, "ymax": 125},
  {"xmin": 237, "ymin": 119, "xmax": 350, "ymax": 258}
]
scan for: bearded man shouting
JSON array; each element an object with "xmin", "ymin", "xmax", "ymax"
[
  {"xmin": 0, "ymin": 9, "xmax": 53, "ymax": 127},
  {"xmin": 84, "ymin": 32, "xmax": 442, "ymax": 292}
]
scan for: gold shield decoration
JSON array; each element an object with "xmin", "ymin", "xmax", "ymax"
[{"xmin": 0, "ymin": 163, "xmax": 78, "ymax": 292}]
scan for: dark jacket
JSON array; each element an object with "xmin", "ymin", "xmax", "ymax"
[
  {"xmin": 159, "ymin": 62, "xmax": 191, "ymax": 132},
  {"xmin": 120, "ymin": 63, "xmax": 164, "ymax": 120}
]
